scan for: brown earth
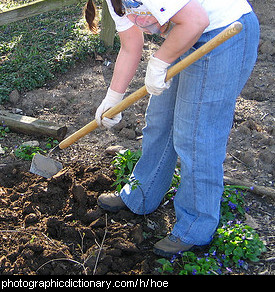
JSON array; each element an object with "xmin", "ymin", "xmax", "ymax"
[{"xmin": 0, "ymin": 0, "xmax": 274, "ymax": 275}]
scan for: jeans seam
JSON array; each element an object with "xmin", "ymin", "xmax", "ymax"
[
  {"xmin": 137, "ymin": 125, "xmax": 174, "ymax": 214},
  {"xmin": 236, "ymin": 16, "xmax": 247, "ymax": 95},
  {"xmin": 182, "ymin": 54, "xmax": 210, "ymax": 240}
]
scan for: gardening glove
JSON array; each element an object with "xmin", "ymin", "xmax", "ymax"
[
  {"xmin": 95, "ymin": 87, "xmax": 125, "ymax": 129},
  {"xmin": 145, "ymin": 54, "xmax": 171, "ymax": 96}
]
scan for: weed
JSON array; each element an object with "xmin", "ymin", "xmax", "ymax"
[
  {"xmin": 156, "ymin": 258, "xmax": 174, "ymax": 274},
  {"xmin": 29, "ymin": 235, "xmax": 36, "ymax": 244},
  {"xmin": 15, "ymin": 145, "xmax": 46, "ymax": 161},
  {"xmin": 209, "ymin": 222, "xmax": 266, "ymax": 268},
  {"xmin": 220, "ymin": 185, "xmax": 247, "ymax": 224},
  {"xmin": 111, "ymin": 149, "xmax": 142, "ymax": 192},
  {"xmin": 157, "ymin": 252, "xmax": 222, "ymax": 275},
  {"xmin": 165, "ymin": 168, "xmax": 180, "ymax": 200},
  {"xmin": 157, "ymin": 219, "xmax": 266, "ymax": 275},
  {"xmin": 45, "ymin": 137, "xmax": 59, "ymax": 149},
  {"xmin": 0, "ymin": 121, "xmax": 10, "ymax": 138},
  {"xmin": 178, "ymin": 252, "xmax": 222, "ymax": 275},
  {"xmin": 157, "ymin": 185, "xmax": 266, "ymax": 275}
]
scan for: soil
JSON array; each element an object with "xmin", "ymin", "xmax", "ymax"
[{"xmin": 0, "ymin": 0, "xmax": 274, "ymax": 275}]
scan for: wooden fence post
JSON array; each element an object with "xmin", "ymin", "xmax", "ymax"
[{"xmin": 100, "ymin": 0, "xmax": 116, "ymax": 47}]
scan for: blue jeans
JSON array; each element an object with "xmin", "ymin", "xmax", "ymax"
[{"xmin": 120, "ymin": 12, "xmax": 260, "ymax": 245}]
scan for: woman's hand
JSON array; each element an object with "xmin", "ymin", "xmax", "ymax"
[
  {"xmin": 95, "ymin": 88, "xmax": 124, "ymax": 129},
  {"xmin": 145, "ymin": 55, "xmax": 171, "ymax": 96}
]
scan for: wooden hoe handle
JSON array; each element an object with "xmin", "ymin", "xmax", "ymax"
[{"xmin": 59, "ymin": 21, "xmax": 242, "ymax": 150}]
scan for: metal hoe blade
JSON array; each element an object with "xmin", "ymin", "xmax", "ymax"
[{"xmin": 30, "ymin": 153, "xmax": 63, "ymax": 178}]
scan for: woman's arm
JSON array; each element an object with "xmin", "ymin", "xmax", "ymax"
[
  {"xmin": 154, "ymin": 0, "xmax": 210, "ymax": 64},
  {"xmin": 110, "ymin": 25, "xmax": 144, "ymax": 94}
]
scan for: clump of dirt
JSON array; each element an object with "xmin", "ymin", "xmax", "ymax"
[{"xmin": 0, "ymin": 158, "xmax": 169, "ymax": 275}]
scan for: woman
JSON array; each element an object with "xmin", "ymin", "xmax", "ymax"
[{"xmin": 85, "ymin": 0, "xmax": 259, "ymax": 258}]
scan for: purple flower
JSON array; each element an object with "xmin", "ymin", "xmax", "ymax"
[
  {"xmin": 228, "ymin": 201, "xmax": 237, "ymax": 210},
  {"xmin": 170, "ymin": 255, "xmax": 177, "ymax": 263},
  {"xmin": 238, "ymin": 260, "xmax": 244, "ymax": 267}
]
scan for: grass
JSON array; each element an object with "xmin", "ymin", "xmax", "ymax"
[
  {"xmin": 0, "ymin": 0, "xmax": 110, "ymax": 102},
  {"xmin": 0, "ymin": 0, "xmax": 36, "ymax": 11}
]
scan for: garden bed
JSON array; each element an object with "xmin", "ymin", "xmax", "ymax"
[{"xmin": 0, "ymin": 156, "xmax": 273, "ymax": 275}]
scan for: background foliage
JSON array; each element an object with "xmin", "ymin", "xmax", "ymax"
[{"xmin": 0, "ymin": 0, "xmax": 108, "ymax": 102}]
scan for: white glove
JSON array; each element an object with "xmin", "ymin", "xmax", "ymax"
[
  {"xmin": 145, "ymin": 55, "xmax": 171, "ymax": 96},
  {"xmin": 95, "ymin": 87, "xmax": 124, "ymax": 129}
]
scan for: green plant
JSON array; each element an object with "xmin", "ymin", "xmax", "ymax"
[
  {"xmin": 111, "ymin": 149, "xmax": 142, "ymax": 192},
  {"xmin": 29, "ymin": 235, "xmax": 36, "ymax": 244},
  {"xmin": 157, "ymin": 251, "xmax": 221, "ymax": 275},
  {"xmin": 165, "ymin": 167, "xmax": 180, "ymax": 200},
  {"xmin": 45, "ymin": 137, "xmax": 59, "ymax": 149},
  {"xmin": 15, "ymin": 145, "xmax": 46, "ymax": 161},
  {"xmin": 156, "ymin": 184, "xmax": 266, "ymax": 275},
  {"xmin": 210, "ymin": 222, "xmax": 266, "ymax": 268},
  {"xmin": 178, "ymin": 252, "xmax": 221, "ymax": 275},
  {"xmin": 220, "ymin": 185, "xmax": 247, "ymax": 224},
  {"xmin": 0, "ymin": 121, "xmax": 10, "ymax": 138},
  {"xmin": 156, "ymin": 258, "xmax": 174, "ymax": 274}
]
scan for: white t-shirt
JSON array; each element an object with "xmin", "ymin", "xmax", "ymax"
[{"xmin": 105, "ymin": 0, "xmax": 252, "ymax": 36}]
